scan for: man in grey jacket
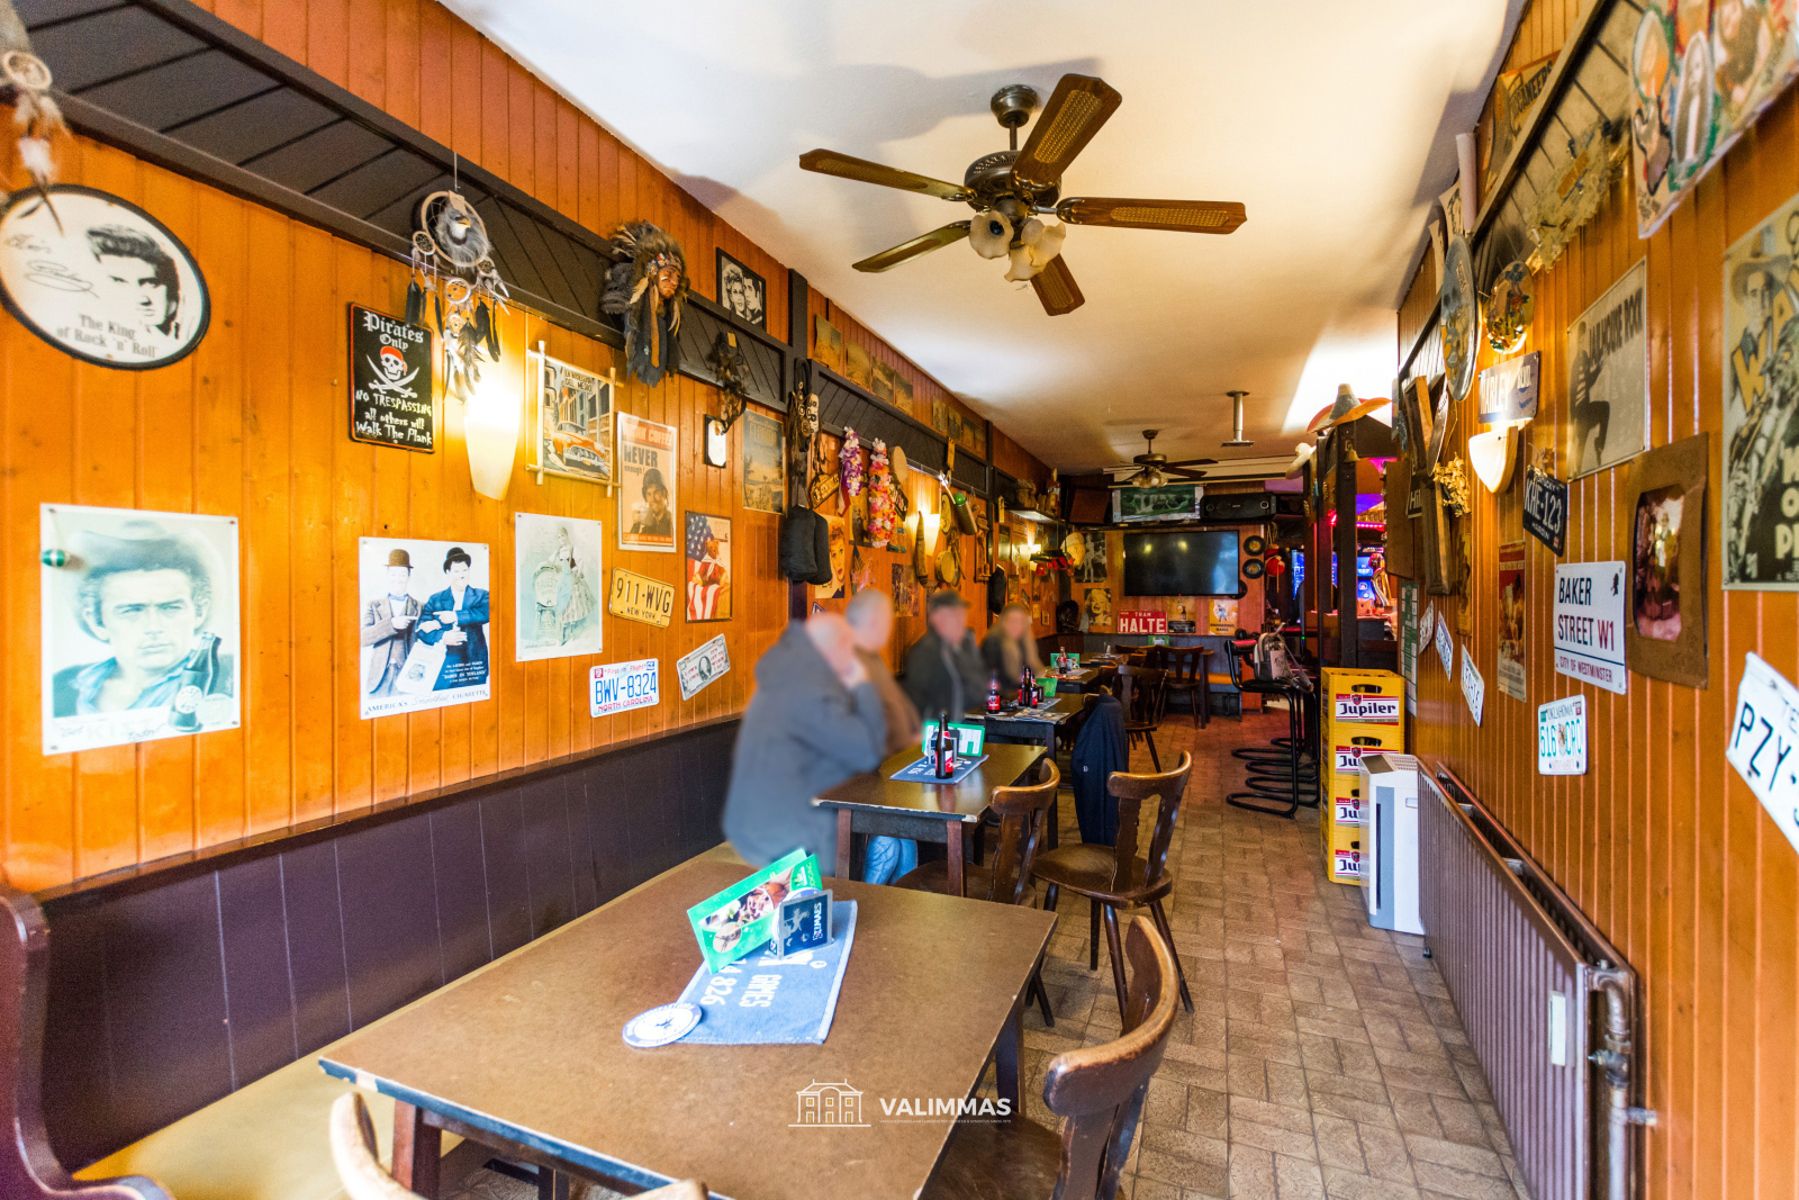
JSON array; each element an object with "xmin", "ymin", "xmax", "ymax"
[{"xmin": 722, "ymin": 613, "xmax": 888, "ymax": 870}]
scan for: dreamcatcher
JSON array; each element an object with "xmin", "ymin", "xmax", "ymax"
[
  {"xmin": 707, "ymin": 331, "xmax": 750, "ymax": 427},
  {"xmin": 1, "ymin": 1, "xmax": 67, "ymax": 221},
  {"xmin": 407, "ymin": 189, "xmax": 510, "ymax": 398},
  {"xmin": 600, "ymin": 221, "xmax": 688, "ymax": 386}
]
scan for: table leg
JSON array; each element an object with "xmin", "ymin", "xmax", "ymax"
[
  {"xmin": 946, "ymin": 821, "xmax": 966, "ymax": 897},
  {"xmin": 995, "ymin": 991, "xmax": 1024, "ymax": 1121},
  {"xmin": 835, "ymin": 809, "xmax": 854, "ymax": 881},
  {"xmin": 392, "ymin": 1101, "xmax": 442, "ymax": 1198},
  {"xmin": 1043, "ymin": 728, "xmax": 1060, "ymax": 851}
]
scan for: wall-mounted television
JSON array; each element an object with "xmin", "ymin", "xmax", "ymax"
[{"xmin": 1122, "ymin": 531, "xmax": 1242, "ymax": 596}]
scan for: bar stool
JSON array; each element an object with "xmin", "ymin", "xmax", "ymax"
[{"xmin": 1226, "ymin": 642, "xmax": 1318, "ymax": 818}]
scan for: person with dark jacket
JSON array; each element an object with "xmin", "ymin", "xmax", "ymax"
[
  {"xmin": 902, "ymin": 590, "xmax": 989, "ymax": 719},
  {"xmin": 722, "ymin": 614, "xmax": 887, "ymax": 870}
]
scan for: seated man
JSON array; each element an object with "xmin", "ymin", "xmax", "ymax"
[
  {"xmin": 722, "ymin": 613, "xmax": 886, "ymax": 870},
  {"xmin": 902, "ymin": 590, "xmax": 988, "ymax": 721},
  {"xmin": 981, "ymin": 602, "xmax": 1044, "ymax": 690},
  {"xmin": 845, "ymin": 589, "xmax": 921, "ymax": 884}
]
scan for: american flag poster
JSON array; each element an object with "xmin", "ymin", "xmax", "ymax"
[{"xmin": 685, "ymin": 512, "xmax": 732, "ymax": 621}]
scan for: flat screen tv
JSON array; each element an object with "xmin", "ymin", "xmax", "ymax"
[{"xmin": 1122, "ymin": 531, "xmax": 1242, "ymax": 596}]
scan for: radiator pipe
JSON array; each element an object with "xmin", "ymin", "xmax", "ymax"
[{"xmin": 1591, "ymin": 968, "xmax": 1658, "ymax": 1200}]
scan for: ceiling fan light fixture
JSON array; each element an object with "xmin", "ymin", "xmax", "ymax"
[
  {"xmin": 1004, "ymin": 243, "xmax": 1039, "ymax": 282},
  {"xmin": 968, "ymin": 210, "xmax": 1013, "ymax": 259}
]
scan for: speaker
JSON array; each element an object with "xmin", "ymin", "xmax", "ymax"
[{"xmin": 1202, "ymin": 492, "xmax": 1277, "ymax": 522}]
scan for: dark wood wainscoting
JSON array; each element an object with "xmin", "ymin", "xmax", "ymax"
[{"xmin": 35, "ymin": 718, "xmax": 738, "ymax": 1169}]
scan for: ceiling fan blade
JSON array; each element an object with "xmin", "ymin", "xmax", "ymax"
[
  {"xmin": 1058, "ymin": 196, "xmax": 1247, "ymax": 234},
  {"xmin": 1031, "ymin": 253, "xmax": 1084, "ymax": 316},
  {"xmin": 799, "ymin": 149, "xmax": 972, "ymax": 201},
  {"xmin": 852, "ymin": 222, "xmax": 972, "ymax": 272},
  {"xmin": 1165, "ymin": 466, "xmax": 1210, "ymax": 481},
  {"xmin": 1012, "ymin": 74, "xmax": 1123, "ymax": 191},
  {"xmin": 1166, "ymin": 457, "xmax": 1219, "ymax": 468}
]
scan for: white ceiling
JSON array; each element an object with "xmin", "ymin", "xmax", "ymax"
[{"xmin": 445, "ymin": 0, "xmax": 1522, "ymax": 472}]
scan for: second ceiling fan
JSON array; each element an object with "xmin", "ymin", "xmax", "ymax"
[{"xmin": 799, "ymin": 74, "xmax": 1246, "ymax": 316}]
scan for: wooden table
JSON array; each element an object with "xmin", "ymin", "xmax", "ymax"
[
  {"xmin": 319, "ymin": 859, "xmax": 1055, "ymax": 1200},
  {"xmin": 976, "ymin": 694, "xmax": 1084, "ymax": 752},
  {"xmin": 813, "ymin": 743, "xmax": 1047, "ymax": 896},
  {"xmin": 1048, "ymin": 666, "xmax": 1107, "ymax": 693}
]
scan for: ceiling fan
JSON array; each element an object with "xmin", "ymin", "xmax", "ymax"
[
  {"xmin": 1107, "ymin": 429, "xmax": 1217, "ymax": 490},
  {"xmin": 798, "ymin": 74, "xmax": 1247, "ymax": 316}
]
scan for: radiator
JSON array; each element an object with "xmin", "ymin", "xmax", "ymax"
[{"xmin": 1418, "ymin": 767, "xmax": 1657, "ymax": 1200}]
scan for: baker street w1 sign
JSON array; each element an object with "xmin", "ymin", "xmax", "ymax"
[{"xmin": 1553, "ymin": 561, "xmax": 1626, "ymax": 695}]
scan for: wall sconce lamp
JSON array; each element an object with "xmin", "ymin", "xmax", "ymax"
[
  {"xmin": 1467, "ymin": 426, "xmax": 1519, "ymax": 492},
  {"xmin": 913, "ymin": 509, "xmax": 942, "ymax": 581},
  {"xmin": 463, "ymin": 344, "xmax": 524, "ymax": 501}
]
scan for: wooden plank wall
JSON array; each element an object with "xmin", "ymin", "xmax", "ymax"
[
  {"xmin": 1404, "ymin": 3, "xmax": 1799, "ymax": 1198},
  {"xmin": 0, "ymin": 0, "xmax": 1047, "ymax": 890}
]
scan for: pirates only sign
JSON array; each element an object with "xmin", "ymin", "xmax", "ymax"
[{"xmin": 349, "ymin": 305, "xmax": 435, "ymax": 452}]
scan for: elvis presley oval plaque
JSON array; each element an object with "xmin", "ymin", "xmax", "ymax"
[{"xmin": 0, "ymin": 186, "xmax": 209, "ymax": 370}]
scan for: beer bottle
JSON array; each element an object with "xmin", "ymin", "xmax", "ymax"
[
  {"xmin": 935, "ymin": 710, "xmax": 955, "ymax": 778},
  {"xmin": 169, "ymin": 633, "xmax": 220, "ymax": 732},
  {"xmin": 985, "ymin": 673, "xmax": 1002, "ymax": 714}
]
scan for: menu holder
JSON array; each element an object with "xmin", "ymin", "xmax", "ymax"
[{"xmin": 685, "ymin": 849, "xmax": 823, "ymax": 973}]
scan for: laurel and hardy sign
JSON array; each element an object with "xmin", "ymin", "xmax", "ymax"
[{"xmin": 349, "ymin": 306, "xmax": 434, "ymax": 451}]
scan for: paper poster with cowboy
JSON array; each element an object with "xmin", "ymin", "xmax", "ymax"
[
  {"xmin": 348, "ymin": 305, "xmax": 434, "ymax": 452},
  {"xmin": 618, "ymin": 412, "xmax": 678, "ymax": 552},
  {"xmin": 360, "ymin": 537, "xmax": 491, "ymax": 718},
  {"xmin": 1724, "ymin": 192, "xmax": 1799, "ymax": 588}
]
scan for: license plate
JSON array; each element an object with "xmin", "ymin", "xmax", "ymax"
[
  {"xmin": 609, "ymin": 567, "xmax": 675, "ymax": 627},
  {"xmin": 1728, "ymin": 653, "xmax": 1799, "ymax": 857}
]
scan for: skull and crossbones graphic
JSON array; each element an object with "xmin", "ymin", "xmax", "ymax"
[{"xmin": 365, "ymin": 344, "xmax": 420, "ymax": 397}]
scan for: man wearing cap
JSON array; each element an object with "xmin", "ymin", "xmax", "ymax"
[
  {"xmin": 903, "ymin": 590, "xmax": 989, "ymax": 720},
  {"xmin": 630, "ymin": 466, "xmax": 674, "ymax": 540},
  {"xmin": 361, "ymin": 547, "xmax": 420, "ymax": 697}
]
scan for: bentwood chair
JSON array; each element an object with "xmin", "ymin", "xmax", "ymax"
[
  {"xmin": 897, "ymin": 761, "xmax": 1061, "ymax": 1024},
  {"xmin": 1031, "ymin": 754, "xmax": 1194, "ymax": 1018},
  {"xmin": 1109, "ymin": 665, "xmax": 1168, "ymax": 771},
  {"xmin": 328, "ymin": 1093, "xmax": 706, "ymax": 1200},
  {"xmin": 1161, "ymin": 645, "xmax": 1209, "ymax": 728},
  {"xmin": 921, "ymin": 918, "xmax": 1179, "ymax": 1200}
]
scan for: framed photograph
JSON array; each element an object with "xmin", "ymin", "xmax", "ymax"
[
  {"xmin": 530, "ymin": 353, "xmax": 614, "ymax": 484},
  {"xmin": 1566, "ymin": 260, "xmax": 1650, "ymax": 478},
  {"xmin": 844, "ymin": 341, "xmax": 872, "ymax": 389},
  {"xmin": 359, "ymin": 537, "xmax": 491, "ymax": 719},
  {"xmin": 813, "ymin": 315, "xmax": 844, "ymax": 373},
  {"xmin": 742, "ymin": 410, "xmax": 786, "ymax": 514},
  {"xmin": 514, "ymin": 513, "xmax": 602, "ymax": 661},
  {"xmin": 716, "ymin": 250, "xmax": 767, "ymax": 329},
  {"xmin": 1625, "ymin": 433, "xmax": 1708, "ymax": 687},
  {"xmin": 703, "ymin": 416, "xmax": 729, "ymax": 469},
  {"xmin": 617, "ymin": 412, "xmax": 678, "ymax": 552},
  {"xmin": 0, "ymin": 186, "xmax": 209, "ymax": 370},
  {"xmin": 1723, "ymin": 189, "xmax": 1799, "ymax": 588},
  {"xmin": 684, "ymin": 512, "xmax": 733, "ymax": 621},
  {"xmin": 872, "ymin": 360, "xmax": 897, "ymax": 402},
  {"xmin": 40, "ymin": 504, "xmax": 240, "ymax": 753}
]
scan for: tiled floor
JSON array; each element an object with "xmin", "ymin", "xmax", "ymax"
[
  {"xmin": 1023, "ymin": 710, "xmax": 1528, "ymax": 1200},
  {"xmin": 448, "ymin": 710, "xmax": 1527, "ymax": 1200}
]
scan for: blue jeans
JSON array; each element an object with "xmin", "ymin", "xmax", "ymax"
[{"xmin": 863, "ymin": 836, "xmax": 918, "ymax": 885}]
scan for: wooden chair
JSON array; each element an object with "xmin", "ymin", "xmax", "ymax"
[
  {"xmin": 1109, "ymin": 665, "xmax": 1167, "ymax": 770},
  {"xmin": 329, "ymin": 1093, "xmax": 706, "ymax": 1200},
  {"xmin": 896, "ymin": 762, "xmax": 1061, "ymax": 1024},
  {"xmin": 920, "ymin": 918, "xmax": 1180, "ymax": 1200},
  {"xmin": 1161, "ymin": 645, "xmax": 1209, "ymax": 728},
  {"xmin": 1030, "ymin": 754, "xmax": 1194, "ymax": 1018}
]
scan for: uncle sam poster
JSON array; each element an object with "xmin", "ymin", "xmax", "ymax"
[{"xmin": 360, "ymin": 537, "xmax": 492, "ymax": 717}]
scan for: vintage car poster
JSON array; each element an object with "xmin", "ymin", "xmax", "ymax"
[
  {"xmin": 742, "ymin": 410, "xmax": 785, "ymax": 514},
  {"xmin": 359, "ymin": 537, "xmax": 491, "ymax": 718},
  {"xmin": 349, "ymin": 305, "xmax": 434, "ymax": 451},
  {"xmin": 0, "ymin": 186, "xmax": 209, "ymax": 370},
  {"xmin": 685, "ymin": 512, "xmax": 732, "ymax": 621},
  {"xmin": 1632, "ymin": 1, "xmax": 1799, "ymax": 237},
  {"xmin": 1723, "ymin": 190, "xmax": 1799, "ymax": 588},
  {"xmin": 513, "ymin": 513, "xmax": 601, "ymax": 662},
  {"xmin": 1497, "ymin": 541, "xmax": 1527, "ymax": 701},
  {"xmin": 1566, "ymin": 260, "xmax": 1650, "ymax": 478},
  {"xmin": 530, "ymin": 352, "xmax": 613, "ymax": 484},
  {"xmin": 617, "ymin": 412, "xmax": 677, "ymax": 551},
  {"xmin": 40, "ymin": 504, "xmax": 241, "ymax": 754}
]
